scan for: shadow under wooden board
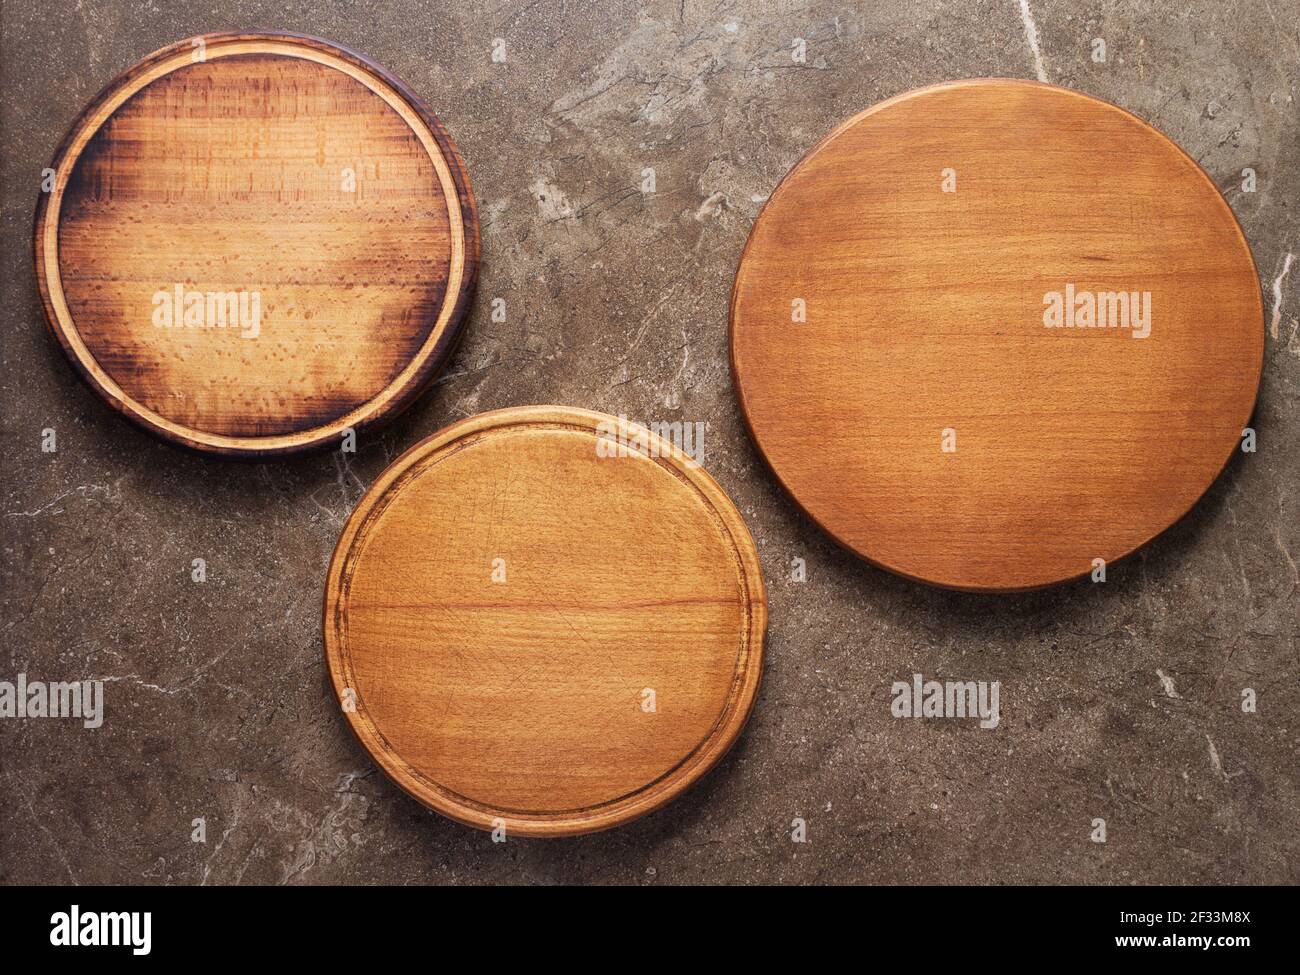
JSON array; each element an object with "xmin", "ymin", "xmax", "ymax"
[
  {"xmin": 324, "ymin": 406, "xmax": 767, "ymax": 837},
  {"xmin": 34, "ymin": 32, "xmax": 479, "ymax": 458},
  {"xmin": 730, "ymin": 79, "xmax": 1264, "ymax": 593}
]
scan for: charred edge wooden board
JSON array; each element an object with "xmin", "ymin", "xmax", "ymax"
[
  {"xmin": 323, "ymin": 406, "xmax": 767, "ymax": 837},
  {"xmin": 730, "ymin": 79, "xmax": 1263, "ymax": 592},
  {"xmin": 34, "ymin": 32, "xmax": 479, "ymax": 457}
]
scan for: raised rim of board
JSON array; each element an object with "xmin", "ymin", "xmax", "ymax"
[
  {"xmin": 322, "ymin": 405, "xmax": 768, "ymax": 837},
  {"xmin": 33, "ymin": 31, "xmax": 481, "ymax": 458},
  {"xmin": 728, "ymin": 78, "xmax": 1265, "ymax": 594}
]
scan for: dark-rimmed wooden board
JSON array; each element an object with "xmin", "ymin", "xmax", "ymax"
[
  {"xmin": 34, "ymin": 32, "xmax": 479, "ymax": 457},
  {"xmin": 730, "ymin": 79, "xmax": 1263, "ymax": 592},
  {"xmin": 323, "ymin": 406, "xmax": 767, "ymax": 836}
]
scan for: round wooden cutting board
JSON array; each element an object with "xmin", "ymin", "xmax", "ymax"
[
  {"xmin": 34, "ymin": 32, "xmax": 478, "ymax": 457},
  {"xmin": 324, "ymin": 407, "xmax": 766, "ymax": 836},
  {"xmin": 731, "ymin": 79, "xmax": 1263, "ymax": 592}
]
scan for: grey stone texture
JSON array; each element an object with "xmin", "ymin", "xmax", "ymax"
[{"xmin": 2, "ymin": 0, "xmax": 1296, "ymax": 884}]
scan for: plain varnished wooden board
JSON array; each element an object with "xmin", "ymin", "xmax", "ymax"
[
  {"xmin": 34, "ymin": 32, "xmax": 479, "ymax": 457},
  {"xmin": 323, "ymin": 406, "xmax": 766, "ymax": 836},
  {"xmin": 731, "ymin": 79, "xmax": 1263, "ymax": 592}
]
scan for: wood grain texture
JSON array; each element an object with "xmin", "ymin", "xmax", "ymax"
[
  {"xmin": 324, "ymin": 406, "xmax": 766, "ymax": 836},
  {"xmin": 34, "ymin": 32, "xmax": 479, "ymax": 457},
  {"xmin": 731, "ymin": 79, "xmax": 1263, "ymax": 592}
]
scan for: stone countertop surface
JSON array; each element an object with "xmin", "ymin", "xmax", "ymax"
[{"xmin": 1, "ymin": 0, "xmax": 1296, "ymax": 884}]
